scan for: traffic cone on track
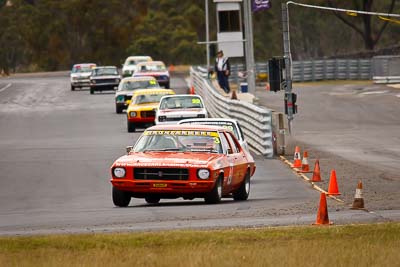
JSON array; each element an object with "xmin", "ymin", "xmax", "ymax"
[
  {"xmin": 190, "ymin": 86, "xmax": 195, "ymax": 95},
  {"xmin": 300, "ymin": 151, "xmax": 312, "ymax": 173},
  {"xmin": 327, "ymin": 169, "xmax": 341, "ymax": 195},
  {"xmin": 292, "ymin": 146, "xmax": 302, "ymax": 168},
  {"xmin": 310, "ymin": 160, "xmax": 323, "ymax": 182},
  {"xmin": 351, "ymin": 181, "xmax": 365, "ymax": 210},
  {"xmin": 313, "ymin": 193, "xmax": 332, "ymax": 225}
]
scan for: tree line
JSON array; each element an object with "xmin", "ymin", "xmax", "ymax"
[{"xmin": 0, "ymin": 0, "xmax": 398, "ymax": 73}]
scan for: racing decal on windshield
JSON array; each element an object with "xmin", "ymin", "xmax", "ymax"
[
  {"xmin": 144, "ymin": 130, "xmax": 219, "ymax": 137},
  {"xmin": 191, "ymin": 98, "xmax": 201, "ymax": 104}
]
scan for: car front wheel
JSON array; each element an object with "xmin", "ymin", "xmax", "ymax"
[
  {"xmin": 233, "ymin": 171, "xmax": 250, "ymax": 201},
  {"xmin": 145, "ymin": 196, "xmax": 160, "ymax": 204},
  {"xmin": 116, "ymin": 105, "xmax": 124, "ymax": 114},
  {"xmin": 112, "ymin": 187, "xmax": 131, "ymax": 207},
  {"xmin": 127, "ymin": 121, "xmax": 136, "ymax": 132},
  {"xmin": 204, "ymin": 176, "xmax": 222, "ymax": 204}
]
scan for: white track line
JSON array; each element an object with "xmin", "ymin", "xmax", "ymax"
[{"xmin": 0, "ymin": 83, "xmax": 11, "ymax": 93}]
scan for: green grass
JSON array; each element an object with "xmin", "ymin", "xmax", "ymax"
[{"xmin": 0, "ymin": 223, "xmax": 399, "ymax": 267}]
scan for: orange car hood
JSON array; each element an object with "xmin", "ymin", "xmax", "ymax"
[{"xmin": 114, "ymin": 152, "xmax": 222, "ymax": 168}]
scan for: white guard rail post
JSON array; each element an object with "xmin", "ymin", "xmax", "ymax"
[{"xmin": 190, "ymin": 66, "xmax": 273, "ymax": 158}]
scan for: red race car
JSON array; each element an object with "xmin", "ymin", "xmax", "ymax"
[{"xmin": 110, "ymin": 124, "xmax": 256, "ymax": 206}]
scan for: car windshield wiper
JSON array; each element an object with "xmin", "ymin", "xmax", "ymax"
[
  {"xmin": 189, "ymin": 148, "xmax": 218, "ymax": 153},
  {"xmin": 142, "ymin": 148, "xmax": 183, "ymax": 152}
]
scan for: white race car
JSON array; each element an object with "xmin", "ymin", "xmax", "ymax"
[
  {"xmin": 155, "ymin": 95, "xmax": 207, "ymax": 124},
  {"xmin": 70, "ymin": 63, "xmax": 96, "ymax": 91},
  {"xmin": 122, "ymin": 56, "xmax": 152, "ymax": 77}
]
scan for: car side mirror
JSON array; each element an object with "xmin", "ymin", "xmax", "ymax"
[{"xmin": 126, "ymin": 146, "xmax": 134, "ymax": 154}]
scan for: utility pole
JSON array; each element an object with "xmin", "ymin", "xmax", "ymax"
[
  {"xmin": 205, "ymin": 0, "xmax": 210, "ymax": 70},
  {"xmin": 282, "ymin": 2, "xmax": 294, "ymax": 131},
  {"xmin": 243, "ymin": 0, "xmax": 256, "ymax": 94}
]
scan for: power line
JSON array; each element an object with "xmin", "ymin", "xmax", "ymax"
[{"xmin": 287, "ymin": 1, "xmax": 400, "ymax": 18}]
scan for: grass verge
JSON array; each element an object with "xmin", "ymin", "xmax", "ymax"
[{"xmin": 0, "ymin": 223, "xmax": 399, "ymax": 267}]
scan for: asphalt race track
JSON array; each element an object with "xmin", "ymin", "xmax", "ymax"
[{"xmin": 0, "ymin": 74, "xmax": 399, "ymax": 235}]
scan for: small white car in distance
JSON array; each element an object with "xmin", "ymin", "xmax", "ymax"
[
  {"xmin": 178, "ymin": 118, "xmax": 249, "ymax": 152},
  {"xmin": 70, "ymin": 63, "xmax": 96, "ymax": 91},
  {"xmin": 122, "ymin": 56, "xmax": 152, "ymax": 77},
  {"xmin": 155, "ymin": 94, "xmax": 207, "ymax": 124}
]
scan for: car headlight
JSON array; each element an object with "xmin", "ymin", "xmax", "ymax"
[
  {"xmin": 91, "ymin": 80, "xmax": 96, "ymax": 84},
  {"xmin": 115, "ymin": 79, "xmax": 120, "ymax": 83},
  {"xmin": 197, "ymin": 169, "xmax": 210, "ymax": 180},
  {"xmin": 113, "ymin": 167, "xmax": 126, "ymax": 178},
  {"xmin": 129, "ymin": 111, "xmax": 137, "ymax": 117}
]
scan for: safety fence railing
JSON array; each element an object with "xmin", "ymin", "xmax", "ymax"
[
  {"xmin": 372, "ymin": 55, "xmax": 400, "ymax": 84},
  {"xmin": 190, "ymin": 66, "xmax": 273, "ymax": 158},
  {"xmin": 228, "ymin": 58, "xmax": 372, "ymax": 84}
]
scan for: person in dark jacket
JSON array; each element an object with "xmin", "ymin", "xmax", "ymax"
[{"xmin": 214, "ymin": 50, "xmax": 231, "ymax": 93}]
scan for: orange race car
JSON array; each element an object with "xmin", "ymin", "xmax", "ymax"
[{"xmin": 110, "ymin": 124, "xmax": 256, "ymax": 206}]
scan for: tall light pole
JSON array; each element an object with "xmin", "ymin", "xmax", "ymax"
[
  {"xmin": 243, "ymin": 0, "xmax": 256, "ymax": 94},
  {"xmin": 205, "ymin": 0, "xmax": 210, "ymax": 70}
]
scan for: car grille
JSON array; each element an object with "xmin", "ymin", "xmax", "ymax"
[
  {"xmin": 141, "ymin": 110, "xmax": 155, "ymax": 118},
  {"xmin": 95, "ymin": 79, "xmax": 116, "ymax": 84},
  {"xmin": 134, "ymin": 168, "xmax": 189, "ymax": 180}
]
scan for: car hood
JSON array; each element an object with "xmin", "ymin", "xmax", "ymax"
[
  {"xmin": 134, "ymin": 71, "xmax": 169, "ymax": 77},
  {"xmin": 115, "ymin": 90, "xmax": 137, "ymax": 96},
  {"xmin": 71, "ymin": 73, "xmax": 91, "ymax": 78},
  {"xmin": 114, "ymin": 152, "xmax": 221, "ymax": 168},
  {"xmin": 123, "ymin": 65, "xmax": 136, "ymax": 72},
  {"xmin": 158, "ymin": 109, "xmax": 206, "ymax": 115},
  {"xmin": 127, "ymin": 103, "xmax": 158, "ymax": 111}
]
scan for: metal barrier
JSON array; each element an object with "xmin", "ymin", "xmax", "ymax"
[
  {"xmin": 228, "ymin": 58, "xmax": 372, "ymax": 83},
  {"xmin": 372, "ymin": 55, "xmax": 400, "ymax": 84},
  {"xmin": 190, "ymin": 66, "xmax": 273, "ymax": 158}
]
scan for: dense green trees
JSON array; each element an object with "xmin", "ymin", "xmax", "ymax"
[{"xmin": 0, "ymin": 0, "xmax": 398, "ymax": 72}]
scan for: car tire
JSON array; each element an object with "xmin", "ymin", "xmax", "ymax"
[
  {"xmin": 116, "ymin": 105, "xmax": 123, "ymax": 114},
  {"xmin": 71, "ymin": 85, "xmax": 75, "ymax": 91},
  {"xmin": 90, "ymin": 88, "xmax": 94, "ymax": 94},
  {"xmin": 112, "ymin": 186, "xmax": 131, "ymax": 207},
  {"xmin": 127, "ymin": 121, "xmax": 136, "ymax": 132},
  {"xmin": 165, "ymin": 82, "xmax": 170, "ymax": 89},
  {"xmin": 145, "ymin": 196, "xmax": 160, "ymax": 204},
  {"xmin": 233, "ymin": 171, "xmax": 250, "ymax": 201},
  {"xmin": 204, "ymin": 176, "xmax": 222, "ymax": 204}
]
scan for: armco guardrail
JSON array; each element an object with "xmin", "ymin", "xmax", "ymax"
[
  {"xmin": 228, "ymin": 58, "xmax": 372, "ymax": 83},
  {"xmin": 372, "ymin": 55, "xmax": 400, "ymax": 84},
  {"xmin": 190, "ymin": 66, "xmax": 273, "ymax": 158}
]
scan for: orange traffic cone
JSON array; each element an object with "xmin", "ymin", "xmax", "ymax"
[
  {"xmin": 313, "ymin": 193, "xmax": 331, "ymax": 225},
  {"xmin": 300, "ymin": 151, "xmax": 312, "ymax": 173},
  {"xmin": 190, "ymin": 86, "xmax": 195, "ymax": 95},
  {"xmin": 168, "ymin": 64, "xmax": 175, "ymax": 72},
  {"xmin": 231, "ymin": 90, "xmax": 238, "ymax": 100},
  {"xmin": 310, "ymin": 159, "xmax": 323, "ymax": 182},
  {"xmin": 265, "ymin": 83, "xmax": 270, "ymax": 91},
  {"xmin": 327, "ymin": 169, "xmax": 341, "ymax": 195},
  {"xmin": 351, "ymin": 181, "xmax": 365, "ymax": 210},
  {"xmin": 292, "ymin": 146, "xmax": 302, "ymax": 168}
]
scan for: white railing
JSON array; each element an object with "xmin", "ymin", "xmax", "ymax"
[{"xmin": 190, "ymin": 66, "xmax": 273, "ymax": 158}]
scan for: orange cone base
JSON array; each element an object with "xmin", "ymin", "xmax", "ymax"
[
  {"xmin": 313, "ymin": 221, "xmax": 334, "ymax": 226},
  {"xmin": 327, "ymin": 192, "xmax": 341, "ymax": 196}
]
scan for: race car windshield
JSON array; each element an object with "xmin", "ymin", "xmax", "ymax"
[
  {"xmin": 72, "ymin": 66, "xmax": 93, "ymax": 73},
  {"xmin": 134, "ymin": 94, "xmax": 167, "ymax": 105},
  {"xmin": 159, "ymin": 96, "xmax": 204, "ymax": 110},
  {"xmin": 134, "ymin": 130, "xmax": 222, "ymax": 153},
  {"xmin": 121, "ymin": 80, "xmax": 159, "ymax": 91},
  {"xmin": 138, "ymin": 64, "xmax": 166, "ymax": 72},
  {"xmin": 181, "ymin": 121, "xmax": 239, "ymax": 139},
  {"xmin": 93, "ymin": 68, "xmax": 118, "ymax": 76}
]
